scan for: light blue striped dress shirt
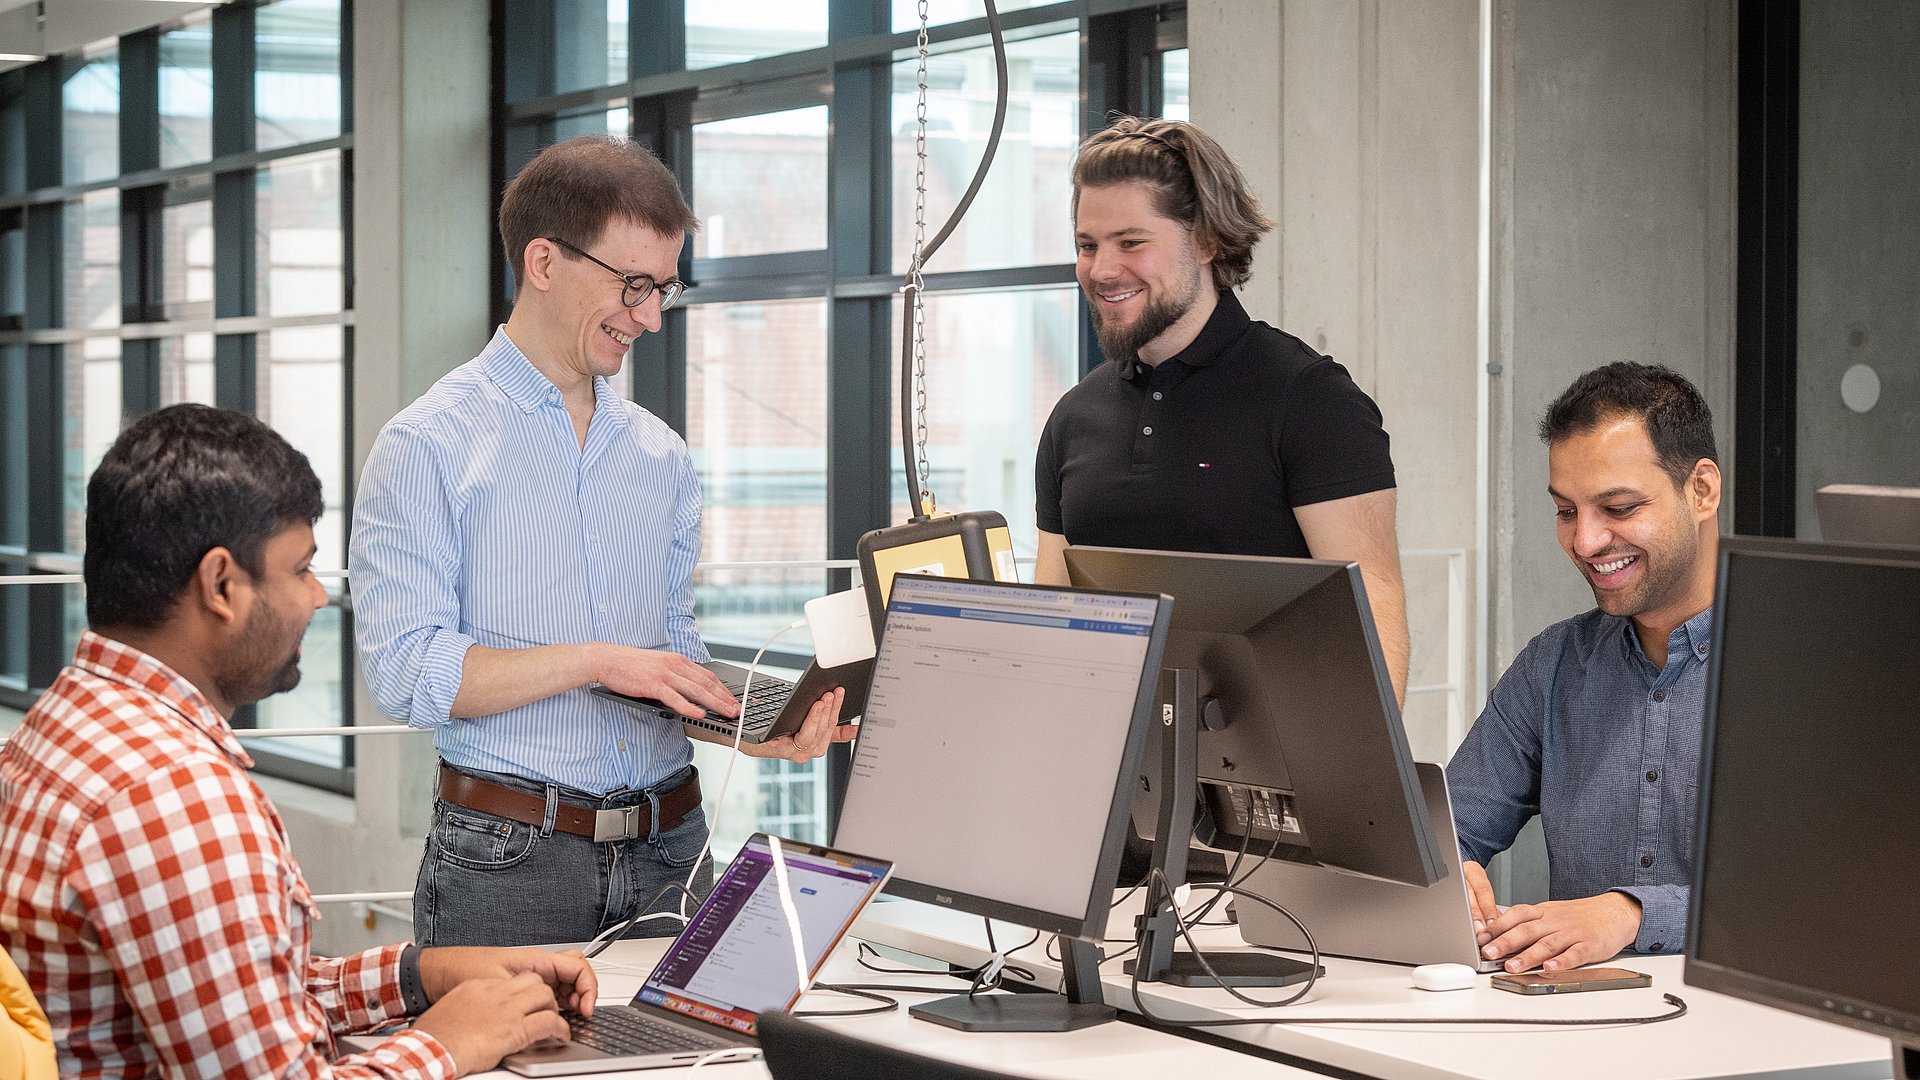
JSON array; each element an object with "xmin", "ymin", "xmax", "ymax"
[
  {"xmin": 349, "ymin": 327, "xmax": 708, "ymax": 794},
  {"xmin": 1446, "ymin": 606, "xmax": 1712, "ymax": 955}
]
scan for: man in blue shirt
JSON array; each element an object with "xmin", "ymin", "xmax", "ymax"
[
  {"xmin": 350, "ymin": 136, "xmax": 851, "ymax": 947},
  {"xmin": 1448, "ymin": 362, "xmax": 1722, "ymax": 973}
]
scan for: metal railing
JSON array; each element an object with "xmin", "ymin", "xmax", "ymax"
[{"xmin": 1, "ymin": 551, "xmax": 1472, "ymax": 910}]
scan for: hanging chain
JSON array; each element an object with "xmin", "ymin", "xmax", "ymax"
[{"xmin": 908, "ymin": 0, "xmax": 936, "ymax": 516}]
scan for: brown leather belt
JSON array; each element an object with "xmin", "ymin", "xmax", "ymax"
[{"xmin": 435, "ymin": 765, "xmax": 701, "ymax": 842}]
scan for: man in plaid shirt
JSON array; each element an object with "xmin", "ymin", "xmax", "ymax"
[{"xmin": 0, "ymin": 405, "xmax": 599, "ymax": 1078}]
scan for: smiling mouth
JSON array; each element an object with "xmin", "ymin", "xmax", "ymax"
[
  {"xmin": 1589, "ymin": 554, "xmax": 1638, "ymax": 576},
  {"xmin": 1099, "ymin": 288, "xmax": 1142, "ymax": 304},
  {"xmin": 604, "ymin": 325, "xmax": 634, "ymax": 347}
]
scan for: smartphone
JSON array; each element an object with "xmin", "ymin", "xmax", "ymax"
[{"xmin": 1490, "ymin": 967, "xmax": 1652, "ymax": 995}]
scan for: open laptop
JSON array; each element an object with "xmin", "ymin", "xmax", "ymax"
[
  {"xmin": 1234, "ymin": 762, "xmax": 1504, "ymax": 972},
  {"xmin": 591, "ymin": 657, "xmax": 871, "ymax": 745},
  {"xmin": 503, "ymin": 833, "xmax": 893, "ymax": 1076}
]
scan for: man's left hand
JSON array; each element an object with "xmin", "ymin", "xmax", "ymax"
[
  {"xmin": 749, "ymin": 687, "xmax": 856, "ymax": 763},
  {"xmin": 418, "ymin": 946, "xmax": 599, "ymax": 1016},
  {"xmin": 1478, "ymin": 891, "xmax": 1642, "ymax": 972}
]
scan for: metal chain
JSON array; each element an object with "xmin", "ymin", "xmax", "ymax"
[{"xmin": 909, "ymin": 0, "xmax": 936, "ymax": 516}]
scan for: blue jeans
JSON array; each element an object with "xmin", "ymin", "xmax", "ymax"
[{"xmin": 414, "ymin": 763, "xmax": 716, "ymax": 947}]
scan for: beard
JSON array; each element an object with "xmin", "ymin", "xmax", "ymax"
[
  {"xmin": 1088, "ymin": 259, "xmax": 1206, "ymax": 365},
  {"xmin": 215, "ymin": 597, "xmax": 308, "ymax": 709},
  {"xmin": 1582, "ymin": 527, "xmax": 1700, "ymax": 619}
]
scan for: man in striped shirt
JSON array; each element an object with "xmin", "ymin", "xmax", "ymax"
[
  {"xmin": 0, "ymin": 405, "xmax": 599, "ymax": 1077},
  {"xmin": 349, "ymin": 136, "xmax": 853, "ymax": 948}
]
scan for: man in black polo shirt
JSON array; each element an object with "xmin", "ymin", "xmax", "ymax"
[{"xmin": 1035, "ymin": 116, "xmax": 1409, "ymax": 702}]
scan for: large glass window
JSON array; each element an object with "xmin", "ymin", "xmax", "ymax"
[
  {"xmin": 161, "ymin": 196, "xmax": 214, "ymax": 320},
  {"xmin": 686, "ymin": 1, "xmax": 827, "ymax": 70},
  {"xmin": 503, "ymin": 0, "xmax": 628, "ymax": 101},
  {"xmin": 692, "ymin": 107, "xmax": 829, "ymax": 259},
  {"xmin": 63, "ymin": 192, "xmax": 120, "ymax": 331},
  {"xmin": 62, "ymin": 48, "xmax": 118, "ymax": 185},
  {"xmin": 160, "ymin": 20, "xmax": 214, "ymax": 168},
  {"xmin": 1163, "ymin": 48, "xmax": 1189, "ymax": 122},
  {"xmin": 158, "ymin": 333, "xmax": 216, "ymax": 406},
  {"xmin": 891, "ymin": 0, "xmax": 1049, "ymax": 33},
  {"xmin": 257, "ymin": 150, "xmax": 344, "ymax": 317},
  {"xmin": 891, "ymin": 31, "xmax": 1078, "ymax": 274},
  {"xmin": 256, "ymin": 0, "xmax": 342, "ymax": 151}
]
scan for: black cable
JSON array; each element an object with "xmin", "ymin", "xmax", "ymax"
[
  {"xmin": 899, "ymin": 0, "xmax": 1010, "ymax": 520},
  {"xmin": 790, "ymin": 983, "xmax": 900, "ymax": 1018}
]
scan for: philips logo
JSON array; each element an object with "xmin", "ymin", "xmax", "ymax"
[{"xmin": 935, "ymin": 894, "xmax": 955, "ymax": 905}]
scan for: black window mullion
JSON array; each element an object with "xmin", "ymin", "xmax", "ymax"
[
  {"xmin": 121, "ymin": 337, "xmax": 160, "ymax": 418},
  {"xmin": 118, "ymin": 30, "xmax": 160, "ymax": 177},
  {"xmin": 24, "ymin": 343, "xmax": 65, "ymax": 693},
  {"xmin": 632, "ymin": 0, "xmax": 688, "ymax": 78},
  {"xmin": 24, "ymin": 61, "xmax": 61, "ymax": 191},
  {"xmin": 211, "ymin": 4, "xmax": 256, "ymax": 160},
  {"xmin": 628, "ymin": 93, "xmax": 693, "ymax": 432},
  {"xmin": 212, "ymin": 168, "xmax": 255, "ymax": 321},
  {"xmin": 213, "ymin": 331, "xmax": 255, "ymax": 414}
]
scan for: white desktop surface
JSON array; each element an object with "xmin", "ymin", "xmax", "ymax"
[
  {"xmin": 465, "ymin": 931, "xmax": 1318, "ymax": 1079},
  {"xmin": 851, "ymin": 897, "xmax": 1896, "ymax": 1080}
]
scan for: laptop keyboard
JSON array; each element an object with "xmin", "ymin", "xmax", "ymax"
[
  {"xmin": 695, "ymin": 680, "xmax": 793, "ymax": 732},
  {"xmin": 565, "ymin": 1007, "xmax": 733, "ymax": 1055}
]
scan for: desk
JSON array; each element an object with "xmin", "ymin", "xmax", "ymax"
[
  {"xmin": 853, "ymin": 898, "xmax": 1895, "ymax": 1080},
  {"xmin": 466, "ymin": 933, "xmax": 1319, "ymax": 1079}
]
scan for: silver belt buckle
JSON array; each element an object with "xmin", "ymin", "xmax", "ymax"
[{"xmin": 592, "ymin": 805, "xmax": 640, "ymax": 842}]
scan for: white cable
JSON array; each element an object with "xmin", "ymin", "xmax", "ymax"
[
  {"xmin": 685, "ymin": 1046, "xmax": 760, "ymax": 1073},
  {"xmin": 766, "ymin": 835, "xmax": 811, "ymax": 994}
]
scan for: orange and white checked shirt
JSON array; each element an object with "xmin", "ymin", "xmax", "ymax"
[{"xmin": 0, "ymin": 632, "xmax": 457, "ymax": 1079}]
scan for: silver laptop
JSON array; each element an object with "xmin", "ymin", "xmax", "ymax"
[
  {"xmin": 503, "ymin": 833, "xmax": 893, "ymax": 1076},
  {"xmin": 1234, "ymin": 762, "xmax": 1503, "ymax": 972},
  {"xmin": 591, "ymin": 658, "xmax": 871, "ymax": 745}
]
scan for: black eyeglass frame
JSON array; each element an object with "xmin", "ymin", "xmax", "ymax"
[{"xmin": 545, "ymin": 236, "xmax": 688, "ymax": 310}]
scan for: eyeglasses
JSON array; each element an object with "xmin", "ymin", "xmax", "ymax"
[{"xmin": 545, "ymin": 236, "xmax": 687, "ymax": 311}]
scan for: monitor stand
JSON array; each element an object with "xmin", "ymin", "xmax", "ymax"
[
  {"xmin": 1124, "ymin": 666, "xmax": 1322, "ymax": 989},
  {"xmin": 1898, "ymin": 1040, "xmax": 1918, "ymax": 1080},
  {"xmin": 908, "ymin": 935, "xmax": 1115, "ymax": 1031}
]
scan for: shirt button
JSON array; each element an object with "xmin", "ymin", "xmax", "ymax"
[
  {"xmin": 1649, "ymin": 942, "xmax": 1665, "ymax": 953},
  {"xmin": 1697, "ymin": 644, "xmax": 1708, "ymax": 655},
  {"xmin": 587, "ymin": 533, "xmax": 598, "ymax": 543},
  {"xmin": 1653, "ymin": 691, "xmax": 1666, "ymax": 702},
  {"xmin": 1641, "ymin": 854, "xmax": 1655, "ymax": 868},
  {"xmin": 1152, "ymin": 391, "xmax": 1163, "ymax": 401},
  {"xmin": 1142, "ymin": 426, "xmax": 1153, "ymax": 436},
  {"xmin": 1646, "ymin": 770, "xmax": 1659, "ymax": 782},
  {"xmin": 597, "ymin": 603, "xmax": 609, "ymax": 613},
  {"xmin": 618, "ymin": 741, "xmax": 627, "ymax": 752}
]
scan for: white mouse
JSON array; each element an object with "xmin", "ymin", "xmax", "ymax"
[{"xmin": 1411, "ymin": 963, "xmax": 1479, "ymax": 992}]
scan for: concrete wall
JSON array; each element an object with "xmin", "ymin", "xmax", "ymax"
[
  {"xmin": 1795, "ymin": 1, "xmax": 1920, "ymax": 526},
  {"xmin": 265, "ymin": 0, "xmax": 493, "ymax": 957}
]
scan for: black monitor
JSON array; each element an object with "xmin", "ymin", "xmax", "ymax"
[
  {"xmin": 1686, "ymin": 536, "xmax": 1920, "ymax": 1079},
  {"xmin": 1063, "ymin": 546, "xmax": 1444, "ymax": 987},
  {"xmin": 833, "ymin": 573, "xmax": 1170, "ymax": 1032}
]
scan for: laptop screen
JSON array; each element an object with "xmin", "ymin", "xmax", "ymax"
[{"xmin": 634, "ymin": 834, "xmax": 890, "ymax": 1035}]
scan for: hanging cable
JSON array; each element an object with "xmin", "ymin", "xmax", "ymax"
[{"xmin": 899, "ymin": 0, "xmax": 1011, "ymax": 521}]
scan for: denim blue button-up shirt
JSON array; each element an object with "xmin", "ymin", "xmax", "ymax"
[
  {"xmin": 349, "ymin": 328, "xmax": 708, "ymax": 793},
  {"xmin": 1447, "ymin": 606, "xmax": 1713, "ymax": 954}
]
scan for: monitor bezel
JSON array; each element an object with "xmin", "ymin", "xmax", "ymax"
[
  {"xmin": 1684, "ymin": 534, "xmax": 1920, "ymax": 1046},
  {"xmin": 845, "ymin": 573, "xmax": 1171, "ymax": 942}
]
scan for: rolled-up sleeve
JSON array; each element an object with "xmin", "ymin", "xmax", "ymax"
[{"xmin": 349, "ymin": 423, "xmax": 475, "ymax": 726}]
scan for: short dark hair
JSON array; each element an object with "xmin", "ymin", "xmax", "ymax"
[
  {"xmin": 85, "ymin": 404, "xmax": 323, "ymax": 630},
  {"xmin": 1539, "ymin": 362, "xmax": 1719, "ymax": 488},
  {"xmin": 1072, "ymin": 115, "xmax": 1274, "ymax": 291},
  {"xmin": 498, "ymin": 135, "xmax": 699, "ymax": 290}
]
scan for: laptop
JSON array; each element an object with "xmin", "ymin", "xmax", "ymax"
[
  {"xmin": 1234, "ymin": 762, "xmax": 1504, "ymax": 973},
  {"xmin": 591, "ymin": 657, "xmax": 871, "ymax": 745},
  {"xmin": 503, "ymin": 833, "xmax": 893, "ymax": 1076}
]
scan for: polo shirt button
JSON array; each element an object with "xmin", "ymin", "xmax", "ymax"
[
  {"xmin": 1653, "ymin": 691, "xmax": 1666, "ymax": 702},
  {"xmin": 1649, "ymin": 942, "xmax": 1664, "ymax": 953},
  {"xmin": 1152, "ymin": 391, "xmax": 1163, "ymax": 401},
  {"xmin": 1646, "ymin": 770, "xmax": 1658, "ymax": 782},
  {"xmin": 1142, "ymin": 426, "xmax": 1153, "ymax": 436},
  {"xmin": 1641, "ymin": 854, "xmax": 1655, "ymax": 868}
]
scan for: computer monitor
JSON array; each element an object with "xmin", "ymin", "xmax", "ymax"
[
  {"xmin": 1815, "ymin": 483, "xmax": 1920, "ymax": 546},
  {"xmin": 833, "ymin": 573, "xmax": 1170, "ymax": 1032},
  {"xmin": 1063, "ymin": 546, "xmax": 1445, "ymax": 986},
  {"xmin": 1686, "ymin": 536, "xmax": 1920, "ymax": 1080}
]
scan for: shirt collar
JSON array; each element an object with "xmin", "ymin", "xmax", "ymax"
[
  {"xmin": 1615, "ymin": 607, "xmax": 1716, "ymax": 668},
  {"xmin": 70, "ymin": 630, "xmax": 253, "ymax": 768},
  {"xmin": 483, "ymin": 326, "xmax": 631, "ymax": 434},
  {"xmin": 1118, "ymin": 289, "xmax": 1249, "ymax": 382}
]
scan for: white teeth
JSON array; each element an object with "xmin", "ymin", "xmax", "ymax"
[
  {"xmin": 1102, "ymin": 290, "xmax": 1140, "ymax": 303},
  {"xmin": 606, "ymin": 327, "xmax": 633, "ymax": 346},
  {"xmin": 1593, "ymin": 555, "xmax": 1636, "ymax": 575}
]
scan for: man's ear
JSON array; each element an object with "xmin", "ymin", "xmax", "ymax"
[
  {"xmin": 522, "ymin": 238, "xmax": 559, "ymax": 293},
  {"xmin": 192, "ymin": 547, "xmax": 245, "ymax": 626},
  {"xmin": 1191, "ymin": 226, "xmax": 1219, "ymax": 268},
  {"xmin": 1689, "ymin": 458, "xmax": 1723, "ymax": 521}
]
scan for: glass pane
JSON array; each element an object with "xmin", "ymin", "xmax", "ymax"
[
  {"xmin": 63, "ymin": 192, "xmax": 119, "ymax": 330},
  {"xmin": 552, "ymin": 104, "xmax": 630, "ymax": 142},
  {"xmin": 1163, "ymin": 49, "xmax": 1190, "ymax": 123},
  {"xmin": 64, "ymin": 338, "xmax": 122, "ymax": 553},
  {"xmin": 891, "ymin": 0, "xmax": 1048, "ymax": 33},
  {"xmin": 504, "ymin": 0, "xmax": 626, "ymax": 101},
  {"xmin": 891, "ymin": 31, "xmax": 1078, "ymax": 274},
  {"xmin": 888, "ymin": 286, "xmax": 1079, "ymax": 559},
  {"xmin": 256, "ymin": 0, "xmax": 342, "ymax": 151},
  {"xmin": 158, "ymin": 333, "xmax": 215, "ymax": 406},
  {"xmin": 0, "ymin": 223, "xmax": 22, "ymax": 323},
  {"xmin": 250, "ymin": 605, "xmax": 345, "ymax": 767},
  {"xmin": 257, "ymin": 325, "xmax": 345, "ymax": 568},
  {"xmin": 692, "ymin": 107, "xmax": 828, "ymax": 259},
  {"xmin": 160, "ymin": 21, "xmax": 215, "ymax": 168},
  {"xmin": 257, "ymin": 150, "xmax": 342, "ymax": 317},
  {"xmin": 162, "ymin": 199, "xmax": 214, "ymax": 319},
  {"xmin": 686, "ymin": 0, "xmax": 827, "ymax": 71},
  {"xmin": 63, "ymin": 49, "xmax": 119, "ymax": 185}
]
